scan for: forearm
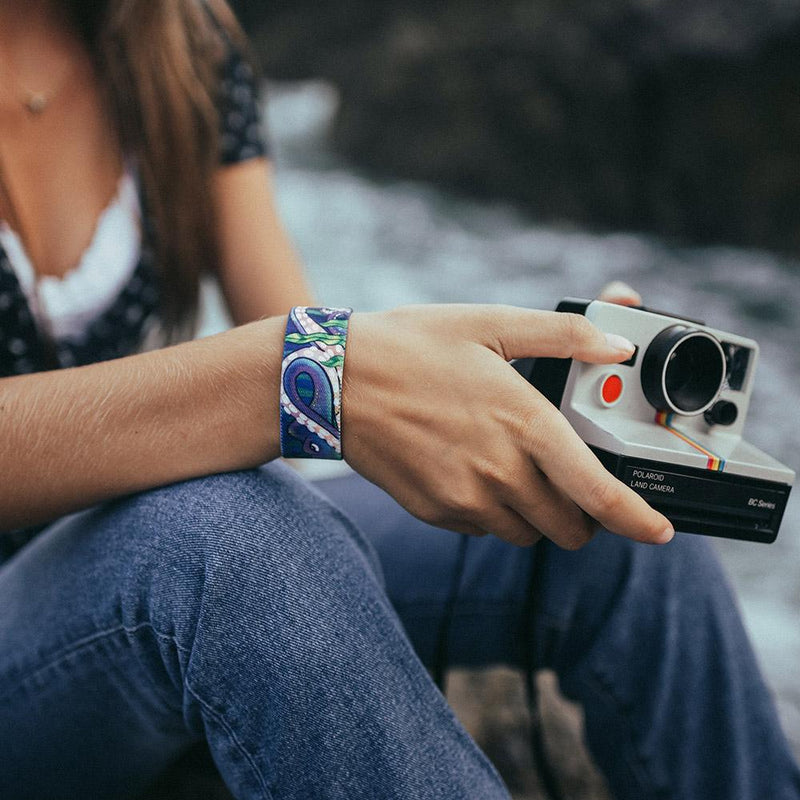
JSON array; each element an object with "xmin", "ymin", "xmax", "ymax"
[
  {"xmin": 220, "ymin": 232, "xmax": 315, "ymax": 325},
  {"xmin": 0, "ymin": 317, "xmax": 285, "ymax": 531},
  {"xmin": 213, "ymin": 160, "xmax": 317, "ymax": 325}
]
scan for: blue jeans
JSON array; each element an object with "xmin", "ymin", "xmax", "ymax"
[{"xmin": 0, "ymin": 464, "xmax": 797, "ymax": 800}]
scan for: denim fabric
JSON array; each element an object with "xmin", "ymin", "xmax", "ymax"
[
  {"xmin": 320, "ymin": 475, "xmax": 800, "ymax": 800},
  {"xmin": 0, "ymin": 465, "xmax": 798, "ymax": 800}
]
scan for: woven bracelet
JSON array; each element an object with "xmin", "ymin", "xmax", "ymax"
[{"xmin": 280, "ymin": 306, "xmax": 353, "ymax": 459}]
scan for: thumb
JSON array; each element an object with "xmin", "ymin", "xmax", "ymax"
[{"xmin": 484, "ymin": 306, "xmax": 635, "ymax": 364}]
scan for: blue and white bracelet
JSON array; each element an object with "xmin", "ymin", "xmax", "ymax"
[{"xmin": 280, "ymin": 306, "xmax": 353, "ymax": 459}]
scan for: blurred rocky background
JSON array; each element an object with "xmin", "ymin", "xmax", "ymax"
[{"xmin": 230, "ymin": 0, "xmax": 800, "ymax": 253}]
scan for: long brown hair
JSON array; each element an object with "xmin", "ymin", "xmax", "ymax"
[{"xmin": 65, "ymin": 0, "xmax": 251, "ymax": 342}]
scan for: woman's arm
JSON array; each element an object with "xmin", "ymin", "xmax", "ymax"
[
  {"xmin": 1, "ymin": 303, "xmax": 673, "ymax": 546},
  {"xmin": 0, "ymin": 318, "xmax": 284, "ymax": 531},
  {"xmin": 212, "ymin": 158, "xmax": 316, "ymax": 323}
]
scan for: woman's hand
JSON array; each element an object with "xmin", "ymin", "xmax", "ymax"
[{"xmin": 342, "ymin": 305, "xmax": 674, "ymax": 550}]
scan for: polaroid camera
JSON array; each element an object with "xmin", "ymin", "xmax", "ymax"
[{"xmin": 513, "ymin": 299, "xmax": 794, "ymax": 543}]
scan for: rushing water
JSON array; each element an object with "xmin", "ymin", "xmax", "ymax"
[{"xmin": 203, "ymin": 80, "xmax": 800, "ymax": 753}]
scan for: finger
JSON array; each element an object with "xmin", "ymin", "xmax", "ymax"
[
  {"xmin": 503, "ymin": 458, "xmax": 596, "ymax": 550},
  {"xmin": 521, "ymin": 395, "xmax": 674, "ymax": 544},
  {"xmin": 598, "ymin": 280, "xmax": 643, "ymax": 307},
  {"xmin": 481, "ymin": 306, "xmax": 635, "ymax": 365},
  {"xmin": 473, "ymin": 505, "xmax": 543, "ymax": 547}
]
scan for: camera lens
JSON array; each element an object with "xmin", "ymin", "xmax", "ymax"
[{"xmin": 641, "ymin": 326, "xmax": 726, "ymax": 414}]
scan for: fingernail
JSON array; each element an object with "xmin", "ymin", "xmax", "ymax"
[
  {"xmin": 659, "ymin": 525, "xmax": 675, "ymax": 543},
  {"xmin": 605, "ymin": 332, "xmax": 635, "ymax": 353}
]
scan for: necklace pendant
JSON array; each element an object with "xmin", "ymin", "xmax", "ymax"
[{"xmin": 24, "ymin": 92, "xmax": 49, "ymax": 115}]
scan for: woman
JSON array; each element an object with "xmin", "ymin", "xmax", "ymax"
[{"xmin": 0, "ymin": 2, "xmax": 797, "ymax": 798}]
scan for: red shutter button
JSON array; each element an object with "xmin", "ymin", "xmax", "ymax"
[{"xmin": 599, "ymin": 373, "xmax": 624, "ymax": 406}]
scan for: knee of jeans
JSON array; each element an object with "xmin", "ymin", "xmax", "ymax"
[
  {"xmin": 541, "ymin": 530, "xmax": 731, "ymax": 644},
  {"xmin": 625, "ymin": 530, "xmax": 730, "ymax": 605},
  {"xmin": 105, "ymin": 464, "xmax": 384, "ymax": 634},
  {"xmin": 655, "ymin": 532, "xmax": 738, "ymax": 617},
  {"xmin": 540, "ymin": 531, "xmax": 737, "ymax": 687}
]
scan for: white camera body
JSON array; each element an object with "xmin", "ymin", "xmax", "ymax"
[{"xmin": 514, "ymin": 299, "xmax": 794, "ymax": 543}]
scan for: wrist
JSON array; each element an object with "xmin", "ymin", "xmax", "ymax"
[{"xmin": 279, "ymin": 306, "xmax": 353, "ymax": 459}]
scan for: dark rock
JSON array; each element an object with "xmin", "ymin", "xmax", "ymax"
[
  {"xmin": 233, "ymin": 0, "xmax": 800, "ymax": 252},
  {"xmin": 447, "ymin": 667, "xmax": 612, "ymax": 800}
]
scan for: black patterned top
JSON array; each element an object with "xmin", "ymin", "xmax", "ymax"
[{"xmin": 0, "ymin": 45, "xmax": 268, "ymax": 379}]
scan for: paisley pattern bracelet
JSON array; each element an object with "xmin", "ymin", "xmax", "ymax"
[{"xmin": 280, "ymin": 306, "xmax": 353, "ymax": 459}]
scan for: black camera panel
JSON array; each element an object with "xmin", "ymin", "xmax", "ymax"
[{"xmin": 593, "ymin": 448, "xmax": 790, "ymax": 543}]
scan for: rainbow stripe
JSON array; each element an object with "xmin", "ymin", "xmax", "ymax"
[{"xmin": 655, "ymin": 411, "xmax": 726, "ymax": 471}]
